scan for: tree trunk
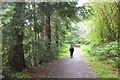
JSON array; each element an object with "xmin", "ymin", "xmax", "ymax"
[
  {"xmin": 118, "ymin": 2, "xmax": 120, "ymax": 43},
  {"xmin": 55, "ymin": 17, "xmax": 59, "ymax": 47},
  {"xmin": 33, "ymin": 2, "xmax": 38, "ymax": 67},
  {"xmin": 8, "ymin": 2, "xmax": 26, "ymax": 72},
  {"xmin": 45, "ymin": 15, "xmax": 51, "ymax": 51}
]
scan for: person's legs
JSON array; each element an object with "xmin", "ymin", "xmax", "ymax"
[
  {"xmin": 70, "ymin": 52, "xmax": 72, "ymax": 58},
  {"xmin": 70, "ymin": 52, "xmax": 73, "ymax": 58},
  {"xmin": 71, "ymin": 52, "xmax": 73, "ymax": 58}
]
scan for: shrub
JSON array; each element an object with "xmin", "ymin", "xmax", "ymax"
[
  {"xmin": 2, "ymin": 66, "xmax": 31, "ymax": 78},
  {"xmin": 90, "ymin": 41, "xmax": 119, "ymax": 67}
]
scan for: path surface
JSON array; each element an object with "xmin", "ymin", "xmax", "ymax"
[{"xmin": 30, "ymin": 47, "xmax": 95, "ymax": 78}]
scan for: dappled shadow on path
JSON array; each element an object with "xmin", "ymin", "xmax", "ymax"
[{"xmin": 30, "ymin": 47, "xmax": 95, "ymax": 78}]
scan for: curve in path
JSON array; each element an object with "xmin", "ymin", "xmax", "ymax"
[{"xmin": 30, "ymin": 47, "xmax": 95, "ymax": 78}]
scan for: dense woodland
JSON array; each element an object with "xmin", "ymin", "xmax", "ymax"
[{"xmin": 0, "ymin": 1, "xmax": 119, "ymax": 78}]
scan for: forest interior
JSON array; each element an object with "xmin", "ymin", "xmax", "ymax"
[{"xmin": 0, "ymin": 0, "xmax": 119, "ymax": 79}]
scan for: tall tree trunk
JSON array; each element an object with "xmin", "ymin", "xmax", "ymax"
[
  {"xmin": 33, "ymin": 2, "xmax": 37, "ymax": 67},
  {"xmin": 45, "ymin": 15, "xmax": 51, "ymax": 51},
  {"xmin": 118, "ymin": 2, "xmax": 120, "ymax": 43},
  {"xmin": 55, "ymin": 17, "xmax": 59, "ymax": 47},
  {"xmin": 8, "ymin": 2, "xmax": 26, "ymax": 72}
]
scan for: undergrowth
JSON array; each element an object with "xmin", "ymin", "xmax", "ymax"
[
  {"xmin": 58, "ymin": 44, "xmax": 69, "ymax": 58},
  {"xmin": 80, "ymin": 41, "xmax": 119, "ymax": 78},
  {"xmin": 2, "ymin": 66, "xmax": 31, "ymax": 78}
]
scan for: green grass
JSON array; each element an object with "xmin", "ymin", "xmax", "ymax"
[{"xmin": 80, "ymin": 45, "xmax": 118, "ymax": 78}]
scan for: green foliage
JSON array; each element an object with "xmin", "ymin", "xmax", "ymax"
[
  {"xmin": 80, "ymin": 41, "xmax": 119, "ymax": 78},
  {"xmin": 2, "ymin": 1, "xmax": 80, "ymax": 72},
  {"xmin": 2, "ymin": 1, "xmax": 119, "ymax": 78},
  {"xmin": 90, "ymin": 41, "xmax": 119, "ymax": 64},
  {"xmin": 82, "ymin": 2, "xmax": 119, "ymax": 45},
  {"xmin": 1, "ymin": 2, "xmax": 80, "ymax": 78},
  {"xmin": 2, "ymin": 66, "xmax": 31, "ymax": 78},
  {"xmin": 80, "ymin": 45, "xmax": 91, "ymax": 53},
  {"xmin": 58, "ymin": 44, "xmax": 69, "ymax": 57},
  {"xmin": 1, "ymin": 3, "xmax": 15, "ymax": 25},
  {"xmin": 79, "ymin": 3, "xmax": 119, "ymax": 78},
  {"xmin": 80, "ymin": 43, "xmax": 118, "ymax": 78}
]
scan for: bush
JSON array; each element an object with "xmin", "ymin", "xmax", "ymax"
[
  {"xmin": 90, "ymin": 41, "xmax": 119, "ymax": 67},
  {"xmin": 2, "ymin": 66, "xmax": 31, "ymax": 78},
  {"xmin": 80, "ymin": 41, "xmax": 119, "ymax": 78},
  {"xmin": 58, "ymin": 44, "xmax": 69, "ymax": 57},
  {"xmin": 81, "ymin": 41, "xmax": 119, "ymax": 68}
]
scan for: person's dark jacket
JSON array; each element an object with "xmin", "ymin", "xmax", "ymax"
[{"xmin": 69, "ymin": 47, "xmax": 74, "ymax": 53}]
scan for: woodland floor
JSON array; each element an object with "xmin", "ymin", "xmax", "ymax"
[{"xmin": 30, "ymin": 47, "xmax": 96, "ymax": 78}]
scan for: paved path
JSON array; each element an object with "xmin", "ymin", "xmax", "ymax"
[{"xmin": 30, "ymin": 47, "xmax": 95, "ymax": 78}]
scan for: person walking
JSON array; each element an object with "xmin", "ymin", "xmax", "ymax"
[{"xmin": 69, "ymin": 45, "xmax": 74, "ymax": 58}]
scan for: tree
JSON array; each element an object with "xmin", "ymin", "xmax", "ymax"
[
  {"xmin": 82, "ymin": 2, "xmax": 119, "ymax": 45},
  {"xmin": 5, "ymin": 2, "xmax": 26, "ymax": 72},
  {"xmin": 1, "ymin": 2, "xmax": 80, "ymax": 72}
]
